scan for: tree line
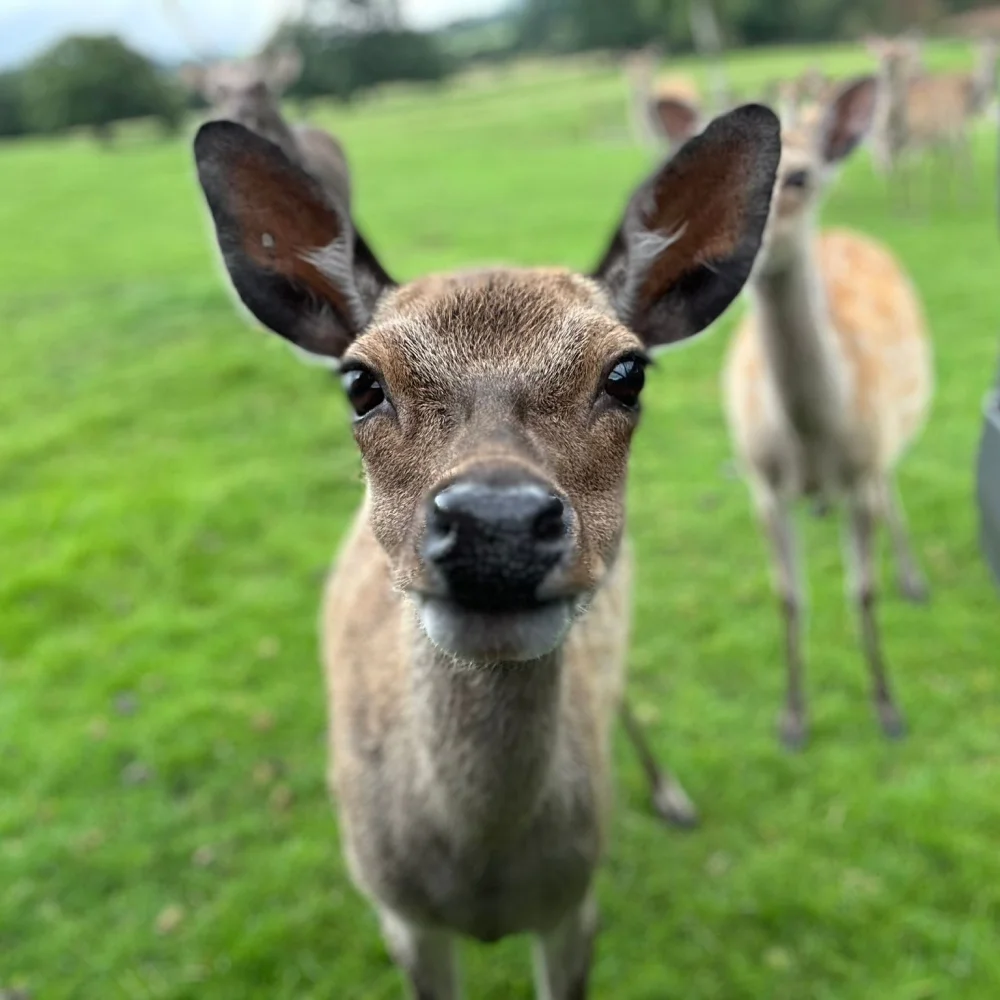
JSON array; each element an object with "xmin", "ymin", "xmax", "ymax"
[{"xmin": 0, "ymin": 0, "xmax": 992, "ymax": 141}]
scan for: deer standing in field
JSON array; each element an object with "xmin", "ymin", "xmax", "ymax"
[
  {"xmin": 193, "ymin": 104, "xmax": 780, "ymax": 996},
  {"xmin": 624, "ymin": 46, "xmax": 704, "ymax": 151},
  {"xmin": 724, "ymin": 77, "xmax": 934, "ymax": 749},
  {"xmin": 867, "ymin": 35, "xmax": 998, "ymax": 205},
  {"xmin": 181, "ymin": 48, "xmax": 352, "ymax": 210}
]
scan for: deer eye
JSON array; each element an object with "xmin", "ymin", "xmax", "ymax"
[
  {"xmin": 341, "ymin": 367, "xmax": 385, "ymax": 418},
  {"xmin": 604, "ymin": 355, "xmax": 647, "ymax": 410},
  {"xmin": 784, "ymin": 169, "xmax": 810, "ymax": 189}
]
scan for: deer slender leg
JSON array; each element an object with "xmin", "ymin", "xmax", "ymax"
[
  {"xmin": 880, "ymin": 479, "xmax": 929, "ymax": 603},
  {"xmin": 532, "ymin": 894, "xmax": 598, "ymax": 1000},
  {"xmin": 757, "ymin": 493, "xmax": 808, "ymax": 750},
  {"xmin": 845, "ymin": 489, "xmax": 907, "ymax": 740},
  {"xmin": 380, "ymin": 909, "xmax": 461, "ymax": 1000},
  {"xmin": 620, "ymin": 699, "xmax": 698, "ymax": 828}
]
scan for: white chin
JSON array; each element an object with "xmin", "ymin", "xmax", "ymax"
[{"xmin": 417, "ymin": 597, "xmax": 575, "ymax": 663}]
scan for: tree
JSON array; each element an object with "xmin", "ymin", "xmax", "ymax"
[
  {"xmin": 266, "ymin": 20, "xmax": 453, "ymax": 102},
  {"xmin": 0, "ymin": 72, "xmax": 28, "ymax": 138},
  {"xmin": 21, "ymin": 35, "xmax": 183, "ymax": 142}
]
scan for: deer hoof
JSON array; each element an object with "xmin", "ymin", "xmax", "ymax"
[
  {"xmin": 652, "ymin": 779, "xmax": 699, "ymax": 830},
  {"xmin": 777, "ymin": 711, "xmax": 809, "ymax": 752},
  {"xmin": 877, "ymin": 703, "xmax": 908, "ymax": 741}
]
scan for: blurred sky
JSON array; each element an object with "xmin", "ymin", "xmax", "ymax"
[{"xmin": 0, "ymin": 0, "xmax": 508, "ymax": 68}]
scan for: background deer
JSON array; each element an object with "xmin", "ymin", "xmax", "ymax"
[
  {"xmin": 193, "ymin": 106, "xmax": 780, "ymax": 997},
  {"xmin": 724, "ymin": 77, "xmax": 934, "ymax": 750},
  {"xmin": 623, "ymin": 45, "xmax": 703, "ymax": 150},
  {"xmin": 867, "ymin": 35, "xmax": 998, "ymax": 203},
  {"xmin": 182, "ymin": 48, "xmax": 352, "ymax": 210}
]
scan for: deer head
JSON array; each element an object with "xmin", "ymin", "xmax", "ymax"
[
  {"xmin": 193, "ymin": 107, "xmax": 780, "ymax": 662},
  {"xmin": 180, "ymin": 48, "xmax": 304, "ymax": 133},
  {"xmin": 760, "ymin": 76, "xmax": 878, "ymax": 274}
]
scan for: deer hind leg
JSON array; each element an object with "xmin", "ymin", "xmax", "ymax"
[
  {"xmin": 619, "ymin": 699, "xmax": 698, "ymax": 828},
  {"xmin": 755, "ymin": 487, "xmax": 808, "ymax": 750},
  {"xmin": 880, "ymin": 479, "xmax": 929, "ymax": 603},
  {"xmin": 379, "ymin": 909, "xmax": 461, "ymax": 1000},
  {"xmin": 845, "ymin": 486, "xmax": 907, "ymax": 740},
  {"xmin": 532, "ymin": 894, "xmax": 598, "ymax": 1000}
]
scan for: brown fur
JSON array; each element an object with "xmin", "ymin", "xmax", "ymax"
[
  {"xmin": 192, "ymin": 107, "xmax": 782, "ymax": 997},
  {"xmin": 723, "ymin": 79, "xmax": 933, "ymax": 749}
]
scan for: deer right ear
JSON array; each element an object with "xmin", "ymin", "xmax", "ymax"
[
  {"xmin": 592, "ymin": 103, "xmax": 781, "ymax": 350},
  {"xmin": 194, "ymin": 121, "xmax": 394, "ymax": 363}
]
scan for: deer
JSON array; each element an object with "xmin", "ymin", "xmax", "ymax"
[
  {"xmin": 181, "ymin": 48, "xmax": 352, "ymax": 210},
  {"xmin": 192, "ymin": 103, "xmax": 781, "ymax": 997},
  {"xmin": 723, "ymin": 77, "xmax": 934, "ymax": 751},
  {"xmin": 867, "ymin": 35, "xmax": 998, "ymax": 204},
  {"xmin": 623, "ymin": 46, "xmax": 703, "ymax": 151}
]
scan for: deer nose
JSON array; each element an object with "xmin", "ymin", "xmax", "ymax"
[{"xmin": 423, "ymin": 479, "xmax": 570, "ymax": 613}]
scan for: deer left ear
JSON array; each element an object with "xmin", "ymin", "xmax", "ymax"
[
  {"xmin": 821, "ymin": 75, "xmax": 879, "ymax": 164},
  {"xmin": 592, "ymin": 103, "xmax": 781, "ymax": 350},
  {"xmin": 194, "ymin": 121, "xmax": 394, "ymax": 363}
]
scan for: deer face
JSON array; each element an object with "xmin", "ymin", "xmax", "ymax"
[
  {"xmin": 342, "ymin": 270, "xmax": 645, "ymax": 660},
  {"xmin": 192, "ymin": 106, "xmax": 780, "ymax": 661}
]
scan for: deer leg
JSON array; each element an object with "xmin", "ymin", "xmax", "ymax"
[
  {"xmin": 845, "ymin": 490, "xmax": 906, "ymax": 740},
  {"xmin": 757, "ymin": 494, "xmax": 808, "ymax": 750},
  {"xmin": 532, "ymin": 894, "xmax": 598, "ymax": 1000},
  {"xmin": 380, "ymin": 909, "xmax": 461, "ymax": 1000},
  {"xmin": 880, "ymin": 479, "xmax": 929, "ymax": 603},
  {"xmin": 619, "ymin": 699, "xmax": 698, "ymax": 828}
]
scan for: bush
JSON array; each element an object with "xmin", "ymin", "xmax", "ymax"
[
  {"xmin": 0, "ymin": 72, "xmax": 28, "ymax": 138},
  {"xmin": 21, "ymin": 35, "xmax": 184, "ymax": 140}
]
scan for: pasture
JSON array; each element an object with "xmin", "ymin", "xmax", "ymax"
[{"xmin": 2, "ymin": 41, "xmax": 1000, "ymax": 999}]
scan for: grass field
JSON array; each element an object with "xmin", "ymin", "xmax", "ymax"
[{"xmin": 2, "ymin": 41, "xmax": 1000, "ymax": 1000}]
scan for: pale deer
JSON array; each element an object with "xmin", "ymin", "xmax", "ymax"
[
  {"xmin": 867, "ymin": 35, "xmax": 997, "ymax": 200},
  {"xmin": 724, "ymin": 78, "xmax": 934, "ymax": 750},
  {"xmin": 193, "ymin": 105, "xmax": 780, "ymax": 997},
  {"xmin": 181, "ymin": 48, "xmax": 352, "ymax": 210},
  {"xmin": 624, "ymin": 46, "xmax": 703, "ymax": 151}
]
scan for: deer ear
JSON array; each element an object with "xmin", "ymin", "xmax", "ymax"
[
  {"xmin": 592, "ymin": 103, "xmax": 781, "ymax": 350},
  {"xmin": 193, "ymin": 121, "xmax": 393, "ymax": 363},
  {"xmin": 654, "ymin": 98, "xmax": 701, "ymax": 146},
  {"xmin": 821, "ymin": 76, "xmax": 878, "ymax": 164}
]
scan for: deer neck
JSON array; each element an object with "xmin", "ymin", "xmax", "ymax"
[
  {"xmin": 752, "ymin": 224, "xmax": 850, "ymax": 438},
  {"xmin": 405, "ymin": 614, "xmax": 566, "ymax": 843}
]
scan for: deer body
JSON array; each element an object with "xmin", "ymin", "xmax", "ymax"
[
  {"xmin": 193, "ymin": 106, "xmax": 781, "ymax": 996},
  {"xmin": 724, "ymin": 82, "xmax": 933, "ymax": 748},
  {"xmin": 326, "ymin": 481, "xmax": 628, "ymax": 947},
  {"xmin": 728, "ymin": 231, "xmax": 931, "ymax": 507}
]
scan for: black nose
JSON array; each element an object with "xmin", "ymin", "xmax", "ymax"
[{"xmin": 424, "ymin": 479, "xmax": 570, "ymax": 612}]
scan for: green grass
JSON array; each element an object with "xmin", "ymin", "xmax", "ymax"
[{"xmin": 2, "ymin": 42, "xmax": 1000, "ymax": 1000}]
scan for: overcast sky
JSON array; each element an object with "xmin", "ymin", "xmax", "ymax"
[{"xmin": 0, "ymin": 0, "xmax": 508, "ymax": 68}]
